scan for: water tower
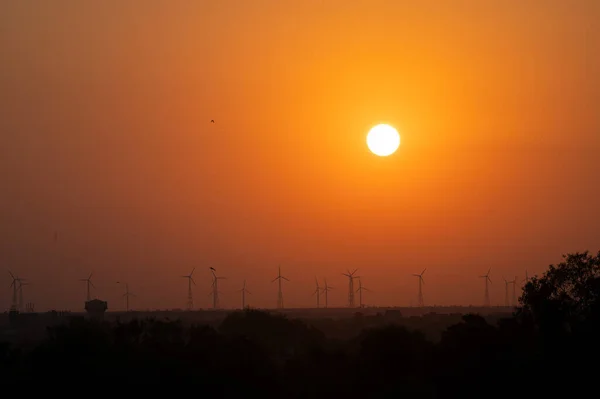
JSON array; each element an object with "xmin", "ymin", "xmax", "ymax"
[{"xmin": 85, "ymin": 299, "xmax": 108, "ymax": 321}]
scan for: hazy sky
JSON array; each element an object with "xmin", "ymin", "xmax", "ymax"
[{"xmin": 1, "ymin": 1, "xmax": 599, "ymax": 311}]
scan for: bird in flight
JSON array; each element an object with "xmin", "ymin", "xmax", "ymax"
[{"xmin": 210, "ymin": 120, "xmax": 215, "ymax": 123}]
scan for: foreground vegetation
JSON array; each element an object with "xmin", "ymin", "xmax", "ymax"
[{"xmin": 2, "ymin": 251, "xmax": 600, "ymax": 397}]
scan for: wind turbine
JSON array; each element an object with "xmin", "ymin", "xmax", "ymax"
[
  {"xmin": 312, "ymin": 277, "xmax": 321, "ymax": 308},
  {"xmin": 413, "ymin": 269, "xmax": 426, "ymax": 307},
  {"xmin": 510, "ymin": 276, "xmax": 518, "ymax": 306},
  {"xmin": 79, "ymin": 272, "xmax": 95, "ymax": 302},
  {"xmin": 480, "ymin": 268, "xmax": 492, "ymax": 307},
  {"xmin": 181, "ymin": 268, "xmax": 196, "ymax": 311},
  {"xmin": 18, "ymin": 280, "xmax": 30, "ymax": 311},
  {"xmin": 271, "ymin": 265, "xmax": 289, "ymax": 309},
  {"xmin": 503, "ymin": 277, "xmax": 510, "ymax": 307},
  {"xmin": 209, "ymin": 267, "xmax": 226, "ymax": 309},
  {"xmin": 8, "ymin": 271, "xmax": 20, "ymax": 311},
  {"xmin": 321, "ymin": 278, "xmax": 333, "ymax": 308},
  {"xmin": 237, "ymin": 279, "xmax": 251, "ymax": 309},
  {"xmin": 356, "ymin": 278, "xmax": 371, "ymax": 308},
  {"xmin": 523, "ymin": 270, "xmax": 529, "ymax": 285},
  {"xmin": 117, "ymin": 282, "xmax": 136, "ymax": 312},
  {"xmin": 342, "ymin": 269, "xmax": 359, "ymax": 307}
]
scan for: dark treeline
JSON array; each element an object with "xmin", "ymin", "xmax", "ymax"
[{"xmin": 2, "ymin": 251, "xmax": 600, "ymax": 397}]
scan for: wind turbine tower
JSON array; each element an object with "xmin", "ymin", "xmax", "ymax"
[
  {"xmin": 80, "ymin": 272, "xmax": 95, "ymax": 302},
  {"xmin": 342, "ymin": 269, "xmax": 359, "ymax": 307},
  {"xmin": 181, "ymin": 268, "xmax": 196, "ymax": 311},
  {"xmin": 312, "ymin": 277, "xmax": 321, "ymax": 308},
  {"xmin": 356, "ymin": 278, "xmax": 371, "ymax": 308},
  {"xmin": 237, "ymin": 279, "xmax": 251, "ymax": 309},
  {"xmin": 413, "ymin": 269, "xmax": 426, "ymax": 307},
  {"xmin": 480, "ymin": 268, "xmax": 492, "ymax": 307},
  {"xmin": 503, "ymin": 277, "xmax": 510, "ymax": 307},
  {"xmin": 121, "ymin": 283, "xmax": 136, "ymax": 312},
  {"xmin": 209, "ymin": 267, "xmax": 226, "ymax": 309},
  {"xmin": 510, "ymin": 276, "xmax": 518, "ymax": 306},
  {"xmin": 18, "ymin": 280, "xmax": 30, "ymax": 311},
  {"xmin": 523, "ymin": 270, "xmax": 529, "ymax": 285},
  {"xmin": 322, "ymin": 279, "xmax": 333, "ymax": 308},
  {"xmin": 8, "ymin": 271, "xmax": 19, "ymax": 311},
  {"xmin": 271, "ymin": 266, "xmax": 289, "ymax": 309}
]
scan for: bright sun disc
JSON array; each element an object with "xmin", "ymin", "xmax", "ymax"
[{"xmin": 366, "ymin": 124, "xmax": 400, "ymax": 156}]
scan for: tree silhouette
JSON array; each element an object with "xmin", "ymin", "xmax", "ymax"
[
  {"xmin": 520, "ymin": 251, "xmax": 600, "ymax": 334},
  {"xmin": 2, "ymin": 251, "xmax": 600, "ymax": 394}
]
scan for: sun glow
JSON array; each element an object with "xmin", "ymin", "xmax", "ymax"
[{"xmin": 366, "ymin": 124, "xmax": 400, "ymax": 156}]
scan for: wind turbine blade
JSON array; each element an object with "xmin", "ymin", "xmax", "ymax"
[
  {"xmin": 247, "ymin": 290, "xmax": 252, "ymax": 295},
  {"xmin": 487, "ymin": 268, "xmax": 491, "ymax": 275},
  {"xmin": 282, "ymin": 277, "xmax": 290, "ymax": 281},
  {"xmin": 90, "ymin": 281, "xmax": 96, "ymax": 288},
  {"xmin": 422, "ymin": 268, "xmax": 427, "ymax": 275},
  {"xmin": 191, "ymin": 278, "xmax": 196, "ymax": 286},
  {"xmin": 89, "ymin": 272, "xmax": 93, "ymax": 280},
  {"xmin": 271, "ymin": 277, "xmax": 278, "ymax": 283}
]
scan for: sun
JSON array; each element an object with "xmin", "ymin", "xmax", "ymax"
[{"xmin": 366, "ymin": 124, "xmax": 400, "ymax": 156}]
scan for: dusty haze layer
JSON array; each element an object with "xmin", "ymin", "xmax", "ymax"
[{"xmin": 1, "ymin": 1, "xmax": 599, "ymax": 311}]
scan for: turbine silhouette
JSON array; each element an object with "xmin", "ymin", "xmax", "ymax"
[
  {"xmin": 413, "ymin": 269, "xmax": 426, "ymax": 307},
  {"xmin": 342, "ymin": 269, "xmax": 359, "ymax": 307},
  {"xmin": 321, "ymin": 279, "xmax": 333, "ymax": 308},
  {"xmin": 79, "ymin": 272, "xmax": 95, "ymax": 302},
  {"xmin": 181, "ymin": 268, "xmax": 196, "ymax": 311},
  {"xmin": 480, "ymin": 268, "xmax": 492, "ymax": 307},
  {"xmin": 271, "ymin": 266, "xmax": 289, "ymax": 309}
]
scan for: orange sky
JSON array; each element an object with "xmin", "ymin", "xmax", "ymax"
[{"xmin": 1, "ymin": 1, "xmax": 599, "ymax": 311}]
